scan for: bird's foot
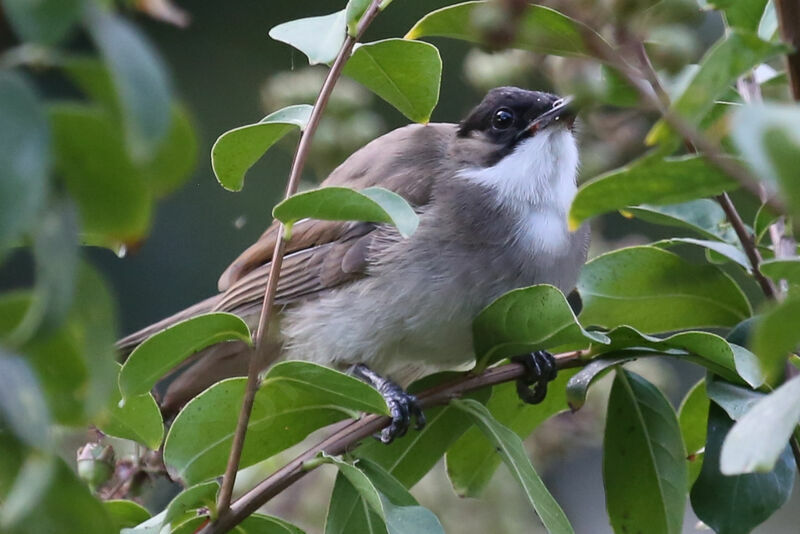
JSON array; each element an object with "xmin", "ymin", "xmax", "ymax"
[
  {"xmin": 511, "ymin": 350, "xmax": 558, "ymax": 404},
  {"xmin": 351, "ymin": 364, "xmax": 426, "ymax": 444}
]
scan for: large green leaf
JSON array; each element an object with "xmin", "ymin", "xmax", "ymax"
[
  {"xmin": 701, "ymin": 0, "xmax": 769, "ymax": 31},
  {"xmin": 274, "ymin": 186, "xmax": 419, "ymax": 238},
  {"xmin": 96, "ymin": 364, "xmax": 163, "ymax": 450},
  {"xmin": 104, "ymin": 500, "xmax": 150, "ymax": 531},
  {"xmin": 164, "ymin": 362, "xmax": 388, "ymax": 485},
  {"xmin": 86, "ymin": 6, "xmax": 172, "ymax": 161},
  {"xmin": 624, "ymin": 199, "xmax": 738, "ymax": 243},
  {"xmin": 732, "ymin": 103, "xmax": 800, "ymax": 219},
  {"xmin": 269, "ymin": 10, "xmax": 347, "ymax": 66},
  {"xmin": 163, "ymin": 481, "xmax": 219, "ymax": 528},
  {"xmin": 578, "ymin": 246, "xmax": 751, "ymax": 332},
  {"xmin": 691, "ymin": 403, "xmax": 794, "ymax": 534},
  {"xmin": 648, "ymin": 31, "xmax": 783, "ymax": 145},
  {"xmin": 406, "ymin": 1, "xmax": 609, "ymax": 58},
  {"xmin": 211, "ymin": 105, "xmax": 312, "ymax": 191},
  {"xmin": 760, "ymin": 258, "xmax": 800, "ymax": 286},
  {"xmin": 3, "ymin": 0, "xmax": 83, "ymax": 45},
  {"xmin": 49, "ymin": 104, "xmax": 152, "ymax": 243},
  {"xmin": 472, "ymin": 285, "xmax": 608, "ymax": 367},
  {"xmin": 118, "ymin": 312, "xmax": 252, "ymax": 399},
  {"xmin": 652, "ymin": 238, "xmax": 750, "ymax": 271},
  {"xmin": 678, "ymin": 379, "xmax": 708, "ymax": 486},
  {"xmin": 0, "ymin": 71, "xmax": 49, "ymax": 259},
  {"xmin": 569, "ymin": 155, "xmax": 736, "ymax": 228},
  {"xmin": 720, "ymin": 374, "xmax": 800, "ymax": 474},
  {"xmin": 356, "ymin": 372, "xmax": 491, "ymax": 488},
  {"xmin": 706, "ymin": 376, "xmax": 763, "ymax": 421},
  {"xmin": 343, "ymin": 39, "xmax": 441, "ymax": 123},
  {"xmin": 452, "ymin": 398, "xmax": 574, "ymax": 534},
  {"xmin": 0, "ymin": 350, "xmax": 51, "ymax": 449},
  {"xmin": 603, "ymin": 370, "xmax": 687, "ymax": 534},
  {"xmin": 565, "ymin": 354, "xmax": 638, "ymax": 411},
  {"xmin": 446, "ymin": 369, "xmax": 577, "ymax": 497},
  {"xmin": 752, "ymin": 295, "xmax": 800, "ymax": 382}
]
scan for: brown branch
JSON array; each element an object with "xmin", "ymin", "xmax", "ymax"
[
  {"xmin": 197, "ymin": 350, "xmax": 587, "ymax": 534},
  {"xmin": 775, "ymin": 0, "xmax": 800, "ymax": 100},
  {"xmin": 215, "ymin": 0, "xmax": 384, "ymax": 517}
]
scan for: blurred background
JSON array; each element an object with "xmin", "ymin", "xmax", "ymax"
[{"xmin": 3, "ymin": 0, "xmax": 798, "ymax": 532}]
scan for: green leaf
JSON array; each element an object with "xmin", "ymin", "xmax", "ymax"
[
  {"xmin": 732, "ymin": 103, "xmax": 800, "ymax": 219},
  {"xmin": 0, "ymin": 71, "xmax": 49, "ymax": 259},
  {"xmin": 269, "ymin": 10, "xmax": 347, "ymax": 65},
  {"xmin": 0, "ymin": 350, "xmax": 51, "ymax": 449},
  {"xmin": 211, "ymin": 104, "xmax": 312, "ymax": 191},
  {"xmin": 325, "ymin": 469, "xmax": 386, "ymax": 534},
  {"xmin": 578, "ymin": 246, "xmax": 751, "ymax": 332},
  {"xmin": 569, "ymin": 155, "xmax": 736, "ymax": 228},
  {"xmin": 164, "ymin": 362, "xmax": 387, "ymax": 485},
  {"xmin": 446, "ymin": 369, "xmax": 578, "ymax": 497},
  {"xmin": 406, "ymin": 1, "xmax": 609, "ymax": 58},
  {"xmin": 119, "ymin": 312, "xmax": 252, "ymax": 399},
  {"xmin": 603, "ymin": 370, "xmax": 687, "ymax": 534},
  {"xmin": 624, "ymin": 199, "xmax": 738, "ymax": 243},
  {"xmin": 86, "ymin": 6, "xmax": 172, "ymax": 161},
  {"xmin": 472, "ymin": 285, "xmax": 608, "ymax": 367},
  {"xmin": 240, "ymin": 514, "xmax": 306, "ymax": 534},
  {"xmin": 652, "ymin": 238, "xmax": 750, "ymax": 271},
  {"xmin": 3, "ymin": 0, "xmax": 83, "ymax": 45},
  {"xmin": 346, "ymin": 0, "xmax": 371, "ymax": 35},
  {"xmin": 566, "ymin": 354, "xmax": 637, "ymax": 411},
  {"xmin": 678, "ymin": 379, "xmax": 708, "ymax": 487},
  {"xmin": 356, "ymin": 372, "xmax": 491, "ymax": 488},
  {"xmin": 691, "ymin": 403, "xmax": 794, "ymax": 534},
  {"xmin": 164, "ymin": 481, "xmax": 219, "ymax": 527},
  {"xmin": 703, "ymin": 0, "xmax": 769, "ymax": 30},
  {"xmin": 647, "ymin": 31, "xmax": 783, "ymax": 145},
  {"xmin": 706, "ymin": 376, "xmax": 763, "ymax": 421},
  {"xmin": 761, "ymin": 258, "xmax": 800, "ymax": 286},
  {"xmin": 452, "ymin": 398, "xmax": 575, "ymax": 534},
  {"xmin": 752, "ymin": 295, "xmax": 800, "ymax": 382},
  {"xmin": 49, "ymin": 104, "xmax": 152, "ymax": 243},
  {"xmin": 104, "ymin": 500, "xmax": 151, "ymax": 531},
  {"xmin": 96, "ymin": 364, "xmax": 163, "ymax": 449},
  {"xmin": 721, "ymin": 374, "xmax": 800, "ymax": 474},
  {"xmin": 343, "ymin": 39, "xmax": 441, "ymax": 123},
  {"xmin": 273, "ymin": 186, "xmax": 419, "ymax": 238},
  {"xmin": 140, "ymin": 104, "xmax": 198, "ymax": 197}
]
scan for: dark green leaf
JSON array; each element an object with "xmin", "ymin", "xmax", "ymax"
[
  {"xmin": 343, "ymin": 39, "xmax": 441, "ymax": 123},
  {"xmin": 104, "ymin": 500, "xmax": 151, "ymax": 531},
  {"xmin": 721, "ymin": 374, "xmax": 800, "ymax": 474},
  {"xmin": 706, "ymin": 376, "xmax": 763, "ymax": 421},
  {"xmin": 3, "ymin": 0, "xmax": 83, "ymax": 45},
  {"xmin": 140, "ymin": 104, "xmax": 198, "ymax": 197},
  {"xmin": 624, "ymin": 199, "xmax": 738, "ymax": 242},
  {"xmin": 269, "ymin": 10, "xmax": 346, "ymax": 65},
  {"xmin": 325, "ymin": 469, "xmax": 386, "ymax": 534},
  {"xmin": 702, "ymin": 0, "xmax": 769, "ymax": 31},
  {"xmin": 211, "ymin": 105, "xmax": 311, "ymax": 191},
  {"xmin": 678, "ymin": 379, "xmax": 708, "ymax": 486},
  {"xmin": 119, "ymin": 312, "xmax": 251, "ymax": 399},
  {"xmin": 472, "ymin": 285, "xmax": 608, "ymax": 367},
  {"xmin": 652, "ymin": 238, "xmax": 750, "ymax": 271},
  {"xmin": 0, "ymin": 350, "xmax": 51, "ymax": 449},
  {"xmin": 446, "ymin": 369, "xmax": 578, "ymax": 497},
  {"xmin": 648, "ymin": 31, "xmax": 783, "ymax": 145},
  {"xmin": 49, "ymin": 104, "xmax": 152, "ymax": 243},
  {"xmin": 86, "ymin": 6, "xmax": 173, "ymax": 161},
  {"xmin": 691, "ymin": 403, "xmax": 794, "ymax": 534},
  {"xmin": 357, "ymin": 372, "xmax": 491, "ymax": 488},
  {"xmin": 752, "ymin": 295, "xmax": 800, "ymax": 382},
  {"xmin": 603, "ymin": 370, "xmax": 687, "ymax": 534},
  {"xmin": 569, "ymin": 155, "xmax": 736, "ymax": 228},
  {"xmin": 240, "ymin": 514, "xmax": 306, "ymax": 534},
  {"xmin": 164, "ymin": 481, "xmax": 219, "ymax": 527},
  {"xmin": 0, "ymin": 71, "xmax": 49, "ymax": 258},
  {"xmin": 578, "ymin": 246, "xmax": 751, "ymax": 332},
  {"xmin": 273, "ymin": 186, "xmax": 419, "ymax": 238},
  {"xmin": 452, "ymin": 398, "xmax": 574, "ymax": 534},
  {"xmin": 96, "ymin": 363, "xmax": 163, "ymax": 449},
  {"xmin": 406, "ymin": 1, "xmax": 610, "ymax": 59},
  {"xmin": 566, "ymin": 354, "xmax": 638, "ymax": 411},
  {"xmin": 164, "ymin": 362, "xmax": 387, "ymax": 485},
  {"xmin": 761, "ymin": 258, "xmax": 800, "ymax": 286}
]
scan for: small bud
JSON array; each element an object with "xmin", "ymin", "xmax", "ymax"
[{"xmin": 76, "ymin": 443, "xmax": 115, "ymax": 492}]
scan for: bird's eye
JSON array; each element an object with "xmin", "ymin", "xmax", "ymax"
[{"xmin": 491, "ymin": 108, "xmax": 514, "ymax": 130}]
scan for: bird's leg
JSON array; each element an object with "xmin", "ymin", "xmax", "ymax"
[
  {"xmin": 511, "ymin": 350, "xmax": 558, "ymax": 404},
  {"xmin": 350, "ymin": 364, "xmax": 426, "ymax": 444}
]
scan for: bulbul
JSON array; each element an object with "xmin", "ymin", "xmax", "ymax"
[{"xmin": 118, "ymin": 86, "xmax": 589, "ymax": 443}]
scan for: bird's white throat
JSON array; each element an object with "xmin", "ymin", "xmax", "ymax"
[{"xmin": 458, "ymin": 128, "xmax": 579, "ymax": 255}]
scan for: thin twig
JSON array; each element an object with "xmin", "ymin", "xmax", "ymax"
[
  {"xmin": 215, "ymin": 0, "xmax": 384, "ymax": 516},
  {"xmin": 197, "ymin": 350, "xmax": 587, "ymax": 534}
]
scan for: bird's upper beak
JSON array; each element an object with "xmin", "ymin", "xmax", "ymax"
[{"xmin": 518, "ymin": 96, "xmax": 576, "ymax": 139}]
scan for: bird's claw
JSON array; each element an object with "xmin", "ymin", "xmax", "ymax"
[{"xmin": 511, "ymin": 350, "xmax": 557, "ymax": 405}]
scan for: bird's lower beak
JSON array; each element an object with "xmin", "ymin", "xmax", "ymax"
[{"xmin": 520, "ymin": 96, "xmax": 576, "ymax": 138}]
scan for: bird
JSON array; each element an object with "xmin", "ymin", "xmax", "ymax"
[{"xmin": 117, "ymin": 86, "xmax": 590, "ymax": 443}]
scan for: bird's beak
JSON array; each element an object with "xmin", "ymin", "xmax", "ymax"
[{"xmin": 518, "ymin": 96, "xmax": 576, "ymax": 139}]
